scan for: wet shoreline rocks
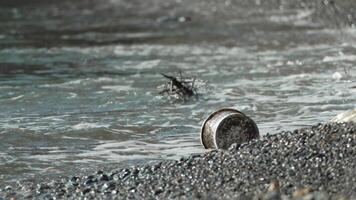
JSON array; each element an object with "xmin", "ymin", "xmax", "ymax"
[{"xmin": 1, "ymin": 122, "xmax": 355, "ymax": 199}]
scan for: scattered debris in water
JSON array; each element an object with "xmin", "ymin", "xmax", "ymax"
[{"xmin": 158, "ymin": 72, "xmax": 203, "ymax": 101}]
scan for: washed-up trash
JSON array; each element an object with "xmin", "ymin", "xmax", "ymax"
[
  {"xmin": 330, "ymin": 108, "xmax": 356, "ymax": 123},
  {"xmin": 200, "ymin": 108, "xmax": 259, "ymax": 149}
]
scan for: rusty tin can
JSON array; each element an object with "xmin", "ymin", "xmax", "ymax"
[{"xmin": 200, "ymin": 108, "xmax": 259, "ymax": 149}]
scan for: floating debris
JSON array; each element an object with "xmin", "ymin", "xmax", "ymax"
[{"xmin": 158, "ymin": 72, "xmax": 200, "ymax": 101}]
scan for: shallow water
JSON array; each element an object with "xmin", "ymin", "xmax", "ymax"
[{"xmin": 0, "ymin": 0, "xmax": 355, "ymax": 185}]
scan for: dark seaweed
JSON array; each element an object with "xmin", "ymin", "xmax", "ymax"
[{"xmin": 159, "ymin": 72, "xmax": 198, "ymax": 101}]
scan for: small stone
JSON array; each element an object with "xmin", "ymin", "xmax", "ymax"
[
  {"xmin": 267, "ymin": 181, "xmax": 280, "ymax": 193},
  {"xmin": 84, "ymin": 179, "xmax": 97, "ymax": 186},
  {"xmin": 154, "ymin": 187, "xmax": 163, "ymax": 195},
  {"xmin": 99, "ymin": 174, "xmax": 110, "ymax": 182},
  {"xmin": 5, "ymin": 185, "xmax": 12, "ymax": 191},
  {"xmin": 297, "ymin": 192, "xmax": 329, "ymax": 200},
  {"xmin": 102, "ymin": 182, "xmax": 116, "ymax": 191},
  {"xmin": 119, "ymin": 169, "xmax": 131, "ymax": 179},
  {"xmin": 292, "ymin": 187, "xmax": 314, "ymax": 198},
  {"xmin": 262, "ymin": 191, "xmax": 281, "ymax": 200},
  {"xmin": 82, "ymin": 188, "xmax": 91, "ymax": 195},
  {"xmin": 228, "ymin": 143, "xmax": 239, "ymax": 151}
]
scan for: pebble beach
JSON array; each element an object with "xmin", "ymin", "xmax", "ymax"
[{"xmin": 1, "ymin": 122, "xmax": 355, "ymax": 199}]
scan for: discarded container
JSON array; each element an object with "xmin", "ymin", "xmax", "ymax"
[{"xmin": 200, "ymin": 108, "xmax": 259, "ymax": 149}]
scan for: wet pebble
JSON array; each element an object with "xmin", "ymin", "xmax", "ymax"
[
  {"xmin": 70, "ymin": 176, "xmax": 80, "ymax": 187},
  {"xmin": 101, "ymin": 181, "xmax": 116, "ymax": 191},
  {"xmin": 81, "ymin": 187, "xmax": 91, "ymax": 195},
  {"xmin": 5, "ymin": 185, "xmax": 12, "ymax": 191},
  {"xmin": 118, "ymin": 168, "xmax": 131, "ymax": 180},
  {"xmin": 99, "ymin": 174, "xmax": 110, "ymax": 182}
]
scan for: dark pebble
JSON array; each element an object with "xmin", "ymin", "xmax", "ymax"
[
  {"xmin": 119, "ymin": 168, "xmax": 131, "ymax": 180},
  {"xmin": 99, "ymin": 174, "xmax": 110, "ymax": 182},
  {"xmin": 4, "ymin": 186, "xmax": 12, "ymax": 191},
  {"xmin": 84, "ymin": 179, "xmax": 96, "ymax": 186},
  {"xmin": 82, "ymin": 188, "xmax": 91, "ymax": 195},
  {"xmin": 101, "ymin": 181, "xmax": 116, "ymax": 191}
]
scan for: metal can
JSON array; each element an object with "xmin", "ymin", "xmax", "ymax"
[{"xmin": 200, "ymin": 108, "xmax": 259, "ymax": 149}]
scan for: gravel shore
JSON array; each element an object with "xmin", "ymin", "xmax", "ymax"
[{"xmin": 1, "ymin": 122, "xmax": 355, "ymax": 199}]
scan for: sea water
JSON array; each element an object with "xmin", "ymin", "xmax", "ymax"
[{"xmin": 0, "ymin": 0, "xmax": 355, "ymax": 185}]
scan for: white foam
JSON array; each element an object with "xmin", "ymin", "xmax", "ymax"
[
  {"xmin": 332, "ymin": 72, "xmax": 343, "ymax": 81},
  {"xmin": 29, "ymin": 154, "xmax": 67, "ymax": 161},
  {"xmin": 101, "ymin": 85, "xmax": 132, "ymax": 92},
  {"xmin": 10, "ymin": 95, "xmax": 24, "ymax": 101},
  {"xmin": 67, "ymin": 92, "xmax": 78, "ymax": 99},
  {"xmin": 94, "ymin": 77, "xmax": 117, "ymax": 83},
  {"xmin": 1, "ymin": 123, "xmax": 20, "ymax": 129},
  {"xmin": 323, "ymin": 54, "xmax": 356, "ymax": 62},
  {"xmin": 76, "ymin": 138, "xmax": 204, "ymax": 162},
  {"xmin": 269, "ymin": 9, "xmax": 314, "ymax": 24},
  {"xmin": 72, "ymin": 122, "xmax": 109, "ymax": 130}
]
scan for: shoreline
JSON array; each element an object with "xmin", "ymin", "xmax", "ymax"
[{"xmin": 1, "ymin": 122, "xmax": 355, "ymax": 199}]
